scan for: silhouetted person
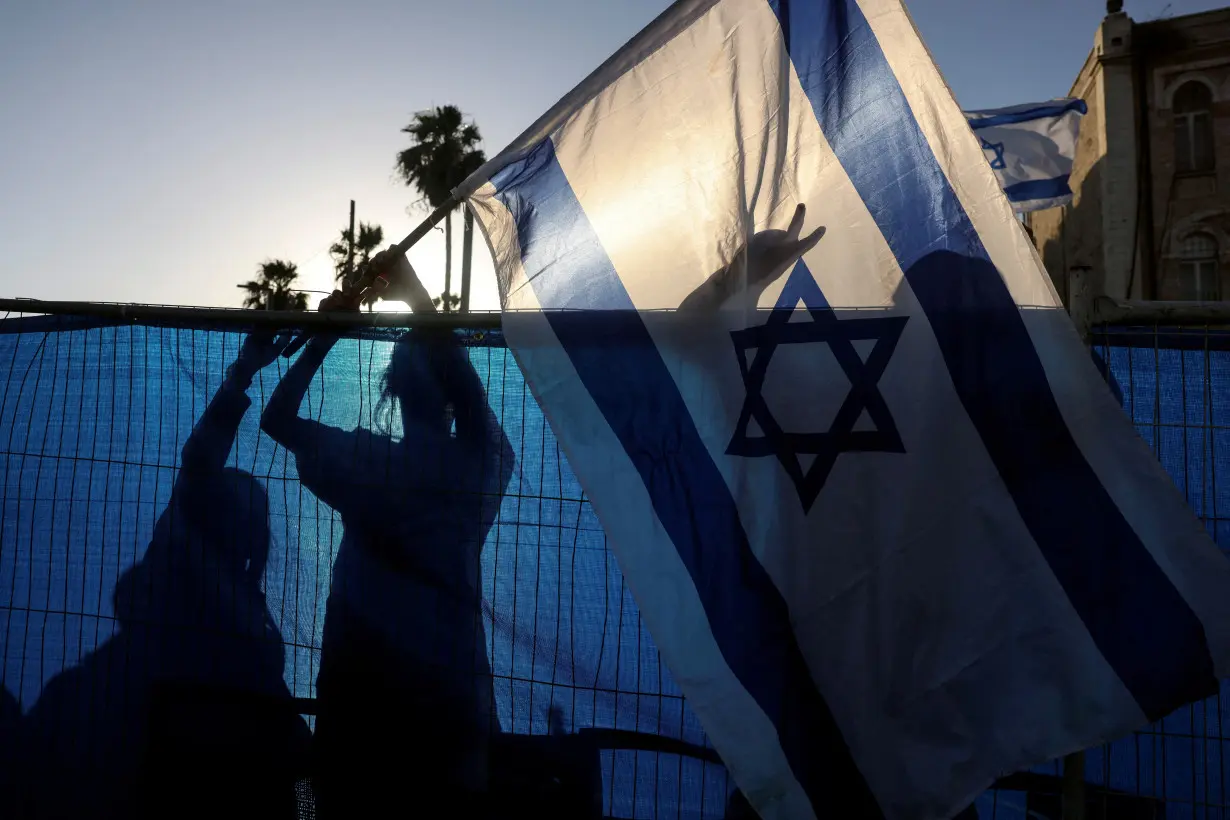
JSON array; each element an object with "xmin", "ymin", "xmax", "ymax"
[
  {"xmin": 21, "ymin": 333, "xmax": 310, "ymax": 820},
  {"xmin": 0, "ymin": 684, "xmax": 20, "ymax": 816},
  {"xmin": 260, "ymin": 249, "xmax": 514, "ymax": 817}
]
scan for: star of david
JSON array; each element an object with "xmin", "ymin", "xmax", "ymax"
[
  {"xmin": 980, "ymin": 137, "xmax": 1007, "ymax": 170},
  {"xmin": 727, "ymin": 260, "xmax": 909, "ymax": 513}
]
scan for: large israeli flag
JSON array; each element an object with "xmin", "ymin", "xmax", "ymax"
[
  {"xmin": 964, "ymin": 99, "xmax": 1088, "ymax": 212},
  {"xmin": 460, "ymin": 0, "xmax": 1230, "ymax": 818}
]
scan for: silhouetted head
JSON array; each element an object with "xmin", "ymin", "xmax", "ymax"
[
  {"xmin": 376, "ymin": 331, "xmax": 454, "ymax": 436},
  {"xmin": 192, "ymin": 467, "xmax": 272, "ymax": 582},
  {"xmin": 115, "ymin": 468, "xmax": 271, "ymax": 624}
]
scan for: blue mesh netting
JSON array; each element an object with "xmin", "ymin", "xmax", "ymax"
[
  {"xmin": 0, "ymin": 316, "xmax": 727, "ymax": 819},
  {"xmin": 973, "ymin": 327, "xmax": 1230, "ymax": 820},
  {"xmin": 0, "ymin": 315, "xmax": 1228, "ymax": 819}
]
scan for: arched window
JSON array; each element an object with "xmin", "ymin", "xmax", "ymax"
[
  {"xmin": 1178, "ymin": 231, "xmax": 1220, "ymax": 300},
  {"xmin": 1174, "ymin": 81, "xmax": 1215, "ymax": 173}
]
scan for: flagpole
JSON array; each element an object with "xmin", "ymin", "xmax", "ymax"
[
  {"xmin": 279, "ymin": 196, "xmax": 459, "ymax": 357},
  {"xmin": 392, "ymin": 197, "xmax": 458, "ymax": 257}
]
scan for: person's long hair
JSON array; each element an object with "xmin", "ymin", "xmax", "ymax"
[{"xmin": 374, "ymin": 331, "xmax": 454, "ymax": 438}]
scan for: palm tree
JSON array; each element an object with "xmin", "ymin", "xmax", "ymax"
[
  {"xmin": 238, "ymin": 259, "xmax": 309, "ymax": 311},
  {"xmin": 395, "ymin": 105, "xmax": 485, "ymax": 312},
  {"xmin": 329, "ymin": 221, "xmax": 384, "ymax": 310}
]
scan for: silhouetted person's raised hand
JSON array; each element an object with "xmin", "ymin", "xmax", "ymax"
[{"xmin": 678, "ymin": 203, "xmax": 825, "ymax": 313}]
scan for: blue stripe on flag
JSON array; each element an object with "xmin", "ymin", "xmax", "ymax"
[
  {"xmin": 491, "ymin": 138, "xmax": 883, "ymax": 817},
  {"xmin": 966, "ymin": 99, "xmax": 1088, "ymax": 130},
  {"xmin": 768, "ymin": 0, "xmax": 1215, "ymax": 718},
  {"xmin": 1003, "ymin": 175, "xmax": 1073, "ymax": 204}
]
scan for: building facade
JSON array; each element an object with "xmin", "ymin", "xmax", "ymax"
[{"xmin": 1027, "ymin": 5, "xmax": 1230, "ymax": 304}]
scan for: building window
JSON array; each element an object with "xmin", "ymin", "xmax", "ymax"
[
  {"xmin": 1174, "ymin": 81, "xmax": 1215, "ymax": 173},
  {"xmin": 1177, "ymin": 231, "xmax": 1220, "ymax": 300}
]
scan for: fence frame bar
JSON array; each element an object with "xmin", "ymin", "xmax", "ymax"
[
  {"xmin": 0, "ymin": 299, "xmax": 503, "ymax": 331},
  {"xmin": 1095, "ymin": 298, "xmax": 1230, "ymax": 326}
]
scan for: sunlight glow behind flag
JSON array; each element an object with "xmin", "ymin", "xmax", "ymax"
[
  {"xmin": 964, "ymin": 99, "xmax": 1088, "ymax": 213},
  {"xmin": 458, "ymin": 1, "xmax": 1230, "ymax": 818}
]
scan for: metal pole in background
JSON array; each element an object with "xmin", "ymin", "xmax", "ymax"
[
  {"xmin": 461, "ymin": 205, "xmax": 475, "ymax": 314},
  {"xmin": 345, "ymin": 200, "xmax": 356, "ymax": 285}
]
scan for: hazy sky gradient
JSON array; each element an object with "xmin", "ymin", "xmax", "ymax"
[{"xmin": 0, "ymin": 0, "xmax": 1222, "ymax": 311}]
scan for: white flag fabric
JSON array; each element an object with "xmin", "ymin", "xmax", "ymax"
[
  {"xmin": 964, "ymin": 99, "xmax": 1087, "ymax": 212},
  {"xmin": 459, "ymin": 0, "xmax": 1230, "ymax": 818}
]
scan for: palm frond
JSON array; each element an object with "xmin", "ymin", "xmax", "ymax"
[
  {"xmin": 239, "ymin": 258, "xmax": 308, "ymax": 310},
  {"xmin": 396, "ymin": 104, "xmax": 486, "ymax": 209}
]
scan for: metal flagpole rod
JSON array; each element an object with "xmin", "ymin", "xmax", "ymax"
[
  {"xmin": 392, "ymin": 197, "xmax": 458, "ymax": 257},
  {"xmin": 279, "ymin": 196, "xmax": 459, "ymax": 357}
]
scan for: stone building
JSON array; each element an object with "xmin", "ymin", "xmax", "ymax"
[{"xmin": 1027, "ymin": 3, "xmax": 1230, "ymax": 304}]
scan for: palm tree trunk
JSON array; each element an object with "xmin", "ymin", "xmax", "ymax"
[
  {"xmin": 444, "ymin": 211, "xmax": 453, "ymax": 312},
  {"xmin": 461, "ymin": 206, "xmax": 474, "ymax": 313}
]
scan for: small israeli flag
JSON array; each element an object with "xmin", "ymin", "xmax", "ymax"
[
  {"xmin": 965, "ymin": 98, "xmax": 1088, "ymax": 212},
  {"xmin": 459, "ymin": 1, "xmax": 1230, "ymax": 818}
]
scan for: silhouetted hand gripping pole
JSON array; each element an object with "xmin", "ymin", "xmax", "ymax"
[{"xmin": 279, "ymin": 199, "xmax": 456, "ymax": 358}]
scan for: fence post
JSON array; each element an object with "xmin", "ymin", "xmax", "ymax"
[
  {"xmin": 1063, "ymin": 263, "xmax": 1093, "ymax": 819},
  {"xmin": 1069, "ymin": 265, "xmax": 1094, "ymax": 345},
  {"xmin": 1062, "ymin": 751, "xmax": 1086, "ymax": 820}
]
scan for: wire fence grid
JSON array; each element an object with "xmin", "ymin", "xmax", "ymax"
[
  {"xmin": 971, "ymin": 323, "xmax": 1230, "ymax": 820},
  {"xmin": 0, "ymin": 311, "xmax": 1227, "ymax": 819}
]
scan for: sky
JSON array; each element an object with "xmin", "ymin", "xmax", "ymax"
[{"xmin": 0, "ymin": 0, "xmax": 1224, "ymax": 312}]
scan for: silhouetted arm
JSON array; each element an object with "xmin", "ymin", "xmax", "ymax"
[
  {"xmin": 179, "ymin": 370, "xmax": 252, "ymax": 476},
  {"xmin": 260, "ymin": 335, "xmax": 339, "ymax": 454},
  {"xmin": 259, "ymin": 333, "xmax": 384, "ymax": 519},
  {"xmin": 181, "ymin": 332, "xmax": 293, "ymax": 474},
  {"xmin": 440, "ymin": 345, "xmax": 495, "ymax": 446}
]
